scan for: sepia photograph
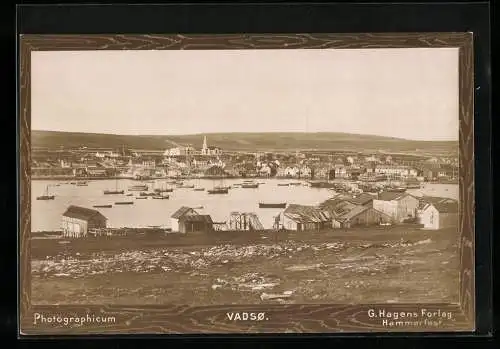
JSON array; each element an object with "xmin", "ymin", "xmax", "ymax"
[{"xmin": 19, "ymin": 33, "xmax": 476, "ymax": 334}]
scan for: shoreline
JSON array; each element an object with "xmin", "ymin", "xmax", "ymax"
[{"xmin": 30, "ymin": 176, "xmax": 458, "ymax": 184}]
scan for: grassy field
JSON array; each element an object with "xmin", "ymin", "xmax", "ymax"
[
  {"xmin": 30, "ymin": 225, "xmax": 460, "ymax": 306},
  {"xmin": 32, "ymin": 130, "xmax": 458, "ymax": 155}
]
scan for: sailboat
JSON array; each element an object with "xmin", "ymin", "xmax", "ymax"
[
  {"xmin": 154, "ymin": 180, "xmax": 173, "ymax": 193},
  {"xmin": 104, "ymin": 165, "xmax": 124, "ymax": 194},
  {"xmin": 193, "ymin": 177, "xmax": 205, "ymax": 191},
  {"xmin": 208, "ymin": 177, "xmax": 229, "ymax": 194},
  {"xmin": 241, "ymin": 180, "xmax": 259, "ymax": 189},
  {"xmin": 152, "ymin": 192, "xmax": 170, "ymax": 199},
  {"xmin": 37, "ymin": 185, "xmax": 55, "ymax": 200}
]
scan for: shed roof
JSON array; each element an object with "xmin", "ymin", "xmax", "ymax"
[
  {"xmin": 425, "ymin": 201, "xmax": 459, "ymax": 214},
  {"xmin": 180, "ymin": 214, "xmax": 213, "ymax": 224},
  {"xmin": 171, "ymin": 206, "xmax": 197, "ymax": 219},
  {"xmin": 419, "ymin": 196, "xmax": 457, "ymax": 209},
  {"xmin": 336, "ymin": 205, "xmax": 370, "ymax": 221},
  {"xmin": 284, "ymin": 204, "xmax": 331, "ymax": 223},
  {"xmin": 336, "ymin": 206, "xmax": 391, "ymax": 222},
  {"xmin": 62, "ymin": 205, "xmax": 107, "ymax": 221},
  {"xmin": 433, "ymin": 202, "xmax": 459, "ymax": 213},
  {"xmin": 376, "ymin": 191, "xmax": 410, "ymax": 201},
  {"xmin": 347, "ymin": 193, "xmax": 375, "ymax": 205}
]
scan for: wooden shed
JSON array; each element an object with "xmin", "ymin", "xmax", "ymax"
[
  {"xmin": 372, "ymin": 191, "xmax": 420, "ymax": 223},
  {"xmin": 419, "ymin": 197, "xmax": 458, "ymax": 230},
  {"xmin": 332, "ymin": 206, "xmax": 392, "ymax": 228},
  {"xmin": 61, "ymin": 205, "xmax": 107, "ymax": 238},
  {"xmin": 178, "ymin": 214, "xmax": 214, "ymax": 233},
  {"xmin": 170, "ymin": 206, "xmax": 199, "ymax": 233},
  {"xmin": 283, "ymin": 204, "xmax": 331, "ymax": 231}
]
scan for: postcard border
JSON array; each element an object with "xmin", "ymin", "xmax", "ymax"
[{"xmin": 18, "ymin": 33, "xmax": 475, "ymax": 335}]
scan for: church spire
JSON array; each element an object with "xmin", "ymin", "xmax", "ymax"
[{"xmin": 203, "ymin": 135, "xmax": 207, "ymax": 149}]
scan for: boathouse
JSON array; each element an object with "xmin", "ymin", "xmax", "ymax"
[
  {"xmin": 372, "ymin": 191, "xmax": 419, "ymax": 223},
  {"xmin": 61, "ymin": 205, "xmax": 107, "ymax": 238},
  {"xmin": 419, "ymin": 197, "xmax": 458, "ymax": 230},
  {"xmin": 283, "ymin": 204, "xmax": 331, "ymax": 231},
  {"xmin": 178, "ymin": 214, "xmax": 214, "ymax": 234},
  {"xmin": 332, "ymin": 206, "xmax": 392, "ymax": 228},
  {"xmin": 170, "ymin": 206, "xmax": 199, "ymax": 233}
]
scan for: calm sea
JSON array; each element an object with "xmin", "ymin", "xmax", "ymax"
[{"xmin": 30, "ymin": 179, "xmax": 459, "ymax": 232}]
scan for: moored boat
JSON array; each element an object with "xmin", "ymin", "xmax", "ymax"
[
  {"xmin": 139, "ymin": 192, "xmax": 157, "ymax": 197},
  {"xmin": 193, "ymin": 188, "xmax": 205, "ymax": 191},
  {"xmin": 36, "ymin": 185, "xmax": 55, "ymax": 200},
  {"xmin": 128, "ymin": 184, "xmax": 149, "ymax": 191},
  {"xmin": 208, "ymin": 188, "xmax": 228, "ymax": 194},
  {"xmin": 36, "ymin": 195, "xmax": 55, "ymax": 200},
  {"xmin": 309, "ymin": 181, "xmax": 336, "ymax": 188},
  {"xmin": 277, "ymin": 183, "xmax": 289, "ymax": 187},
  {"xmin": 93, "ymin": 204, "xmax": 112, "ymax": 208},
  {"xmin": 104, "ymin": 168, "xmax": 124, "ymax": 194},
  {"xmin": 241, "ymin": 182, "xmax": 259, "ymax": 188},
  {"xmin": 259, "ymin": 202, "xmax": 287, "ymax": 208},
  {"xmin": 152, "ymin": 195, "xmax": 169, "ymax": 199},
  {"xmin": 115, "ymin": 201, "xmax": 134, "ymax": 205},
  {"xmin": 154, "ymin": 188, "xmax": 174, "ymax": 193},
  {"xmin": 104, "ymin": 190, "xmax": 125, "ymax": 195}
]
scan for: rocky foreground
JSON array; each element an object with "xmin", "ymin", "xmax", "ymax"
[{"xmin": 31, "ymin": 232, "xmax": 459, "ymax": 305}]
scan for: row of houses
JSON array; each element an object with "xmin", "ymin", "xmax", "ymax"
[
  {"xmin": 60, "ymin": 191, "xmax": 458, "ymax": 239},
  {"xmin": 60, "ymin": 205, "xmax": 214, "ymax": 238},
  {"xmin": 281, "ymin": 192, "xmax": 458, "ymax": 231}
]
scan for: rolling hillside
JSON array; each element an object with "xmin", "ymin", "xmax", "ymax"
[{"xmin": 31, "ymin": 130, "xmax": 458, "ymax": 155}]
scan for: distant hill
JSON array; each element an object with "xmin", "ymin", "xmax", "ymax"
[{"xmin": 31, "ymin": 130, "xmax": 458, "ymax": 156}]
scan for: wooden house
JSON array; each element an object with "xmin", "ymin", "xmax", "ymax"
[
  {"xmin": 346, "ymin": 193, "xmax": 375, "ymax": 207},
  {"xmin": 332, "ymin": 206, "xmax": 392, "ymax": 228},
  {"xmin": 170, "ymin": 206, "xmax": 199, "ymax": 233},
  {"xmin": 283, "ymin": 204, "xmax": 331, "ymax": 231},
  {"xmin": 320, "ymin": 197, "xmax": 358, "ymax": 217},
  {"xmin": 61, "ymin": 205, "xmax": 107, "ymax": 238},
  {"xmin": 419, "ymin": 197, "xmax": 458, "ymax": 230},
  {"xmin": 178, "ymin": 215, "xmax": 214, "ymax": 233},
  {"xmin": 372, "ymin": 191, "xmax": 420, "ymax": 223}
]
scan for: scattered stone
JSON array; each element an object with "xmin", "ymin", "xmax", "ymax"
[
  {"xmin": 260, "ymin": 292, "xmax": 292, "ymax": 301},
  {"xmin": 285, "ymin": 263, "xmax": 322, "ymax": 272}
]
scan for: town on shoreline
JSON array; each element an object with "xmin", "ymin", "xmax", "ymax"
[{"xmin": 32, "ymin": 135, "xmax": 458, "ymax": 183}]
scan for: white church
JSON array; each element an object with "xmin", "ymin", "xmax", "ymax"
[{"xmin": 201, "ymin": 136, "xmax": 221, "ymax": 156}]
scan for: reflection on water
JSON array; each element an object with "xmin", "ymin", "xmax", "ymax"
[{"xmin": 31, "ymin": 179, "xmax": 459, "ymax": 232}]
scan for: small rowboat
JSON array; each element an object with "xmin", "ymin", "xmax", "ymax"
[
  {"xmin": 139, "ymin": 192, "xmax": 157, "ymax": 197},
  {"xmin": 259, "ymin": 202, "xmax": 286, "ymax": 208},
  {"xmin": 154, "ymin": 188, "xmax": 174, "ymax": 193},
  {"xmin": 103, "ymin": 190, "xmax": 124, "ymax": 195},
  {"xmin": 208, "ymin": 188, "xmax": 228, "ymax": 194},
  {"xmin": 93, "ymin": 204, "xmax": 112, "ymax": 208},
  {"xmin": 37, "ymin": 195, "xmax": 55, "ymax": 200},
  {"xmin": 115, "ymin": 201, "xmax": 134, "ymax": 205},
  {"xmin": 152, "ymin": 195, "xmax": 169, "ymax": 200}
]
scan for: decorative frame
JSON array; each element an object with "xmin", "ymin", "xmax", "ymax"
[{"xmin": 19, "ymin": 33, "xmax": 474, "ymax": 334}]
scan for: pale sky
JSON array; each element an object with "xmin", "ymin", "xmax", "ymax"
[{"xmin": 31, "ymin": 48, "xmax": 459, "ymax": 141}]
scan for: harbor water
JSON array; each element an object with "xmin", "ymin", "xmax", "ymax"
[{"xmin": 31, "ymin": 179, "xmax": 459, "ymax": 232}]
